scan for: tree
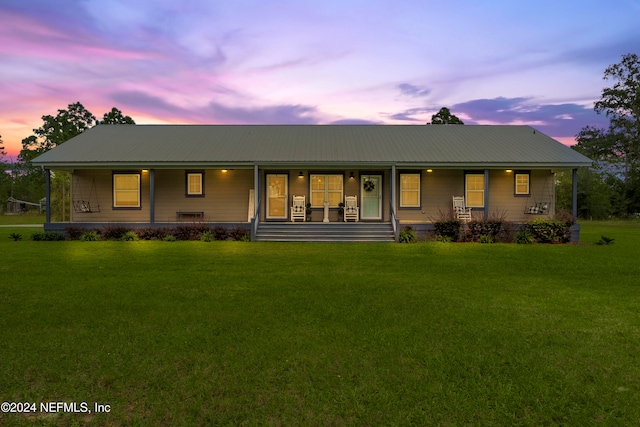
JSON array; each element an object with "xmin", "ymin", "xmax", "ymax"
[
  {"xmin": 428, "ymin": 107, "xmax": 464, "ymax": 125},
  {"xmin": 100, "ymin": 107, "xmax": 135, "ymax": 125},
  {"xmin": 20, "ymin": 102, "xmax": 97, "ymax": 162},
  {"xmin": 16, "ymin": 103, "xmax": 136, "ymax": 215},
  {"xmin": 575, "ymin": 53, "xmax": 640, "ymax": 215}
]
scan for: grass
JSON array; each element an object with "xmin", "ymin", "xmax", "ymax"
[
  {"xmin": 0, "ymin": 214, "xmax": 46, "ymax": 225},
  {"xmin": 1, "ymin": 221, "xmax": 639, "ymax": 425}
]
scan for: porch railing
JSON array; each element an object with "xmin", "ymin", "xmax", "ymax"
[
  {"xmin": 389, "ymin": 200, "xmax": 399, "ymax": 242},
  {"xmin": 251, "ymin": 199, "xmax": 261, "ymax": 241}
]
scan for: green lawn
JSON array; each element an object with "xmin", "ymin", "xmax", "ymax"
[
  {"xmin": 0, "ymin": 214, "xmax": 45, "ymax": 225},
  {"xmin": 1, "ymin": 222, "xmax": 639, "ymax": 426}
]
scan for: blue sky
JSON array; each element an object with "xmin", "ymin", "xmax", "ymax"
[{"xmin": 1, "ymin": 0, "xmax": 639, "ymax": 155}]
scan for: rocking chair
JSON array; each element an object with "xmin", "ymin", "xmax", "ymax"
[
  {"xmin": 291, "ymin": 195, "xmax": 306, "ymax": 222},
  {"xmin": 452, "ymin": 196, "xmax": 472, "ymax": 222},
  {"xmin": 344, "ymin": 195, "xmax": 359, "ymax": 222}
]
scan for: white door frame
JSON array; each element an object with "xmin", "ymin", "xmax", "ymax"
[
  {"xmin": 266, "ymin": 174, "xmax": 288, "ymax": 219},
  {"xmin": 361, "ymin": 174, "xmax": 382, "ymax": 220}
]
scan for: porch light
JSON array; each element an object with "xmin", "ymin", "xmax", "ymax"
[
  {"xmin": 222, "ymin": 169, "xmax": 228, "ymax": 173},
  {"xmin": 349, "ymin": 172, "xmax": 354, "ymax": 179},
  {"xmin": 298, "ymin": 171, "xmax": 304, "ymax": 178},
  {"xmin": 506, "ymin": 169, "xmax": 513, "ymax": 173},
  {"xmin": 426, "ymin": 169, "xmax": 433, "ymax": 173},
  {"xmin": 142, "ymin": 169, "xmax": 149, "ymax": 173}
]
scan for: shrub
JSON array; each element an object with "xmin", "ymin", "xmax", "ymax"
[
  {"xmin": 514, "ymin": 231, "xmax": 535, "ymax": 244},
  {"xmin": 80, "ymin": 231, "xmax": 101, "ymax": 241},
  {"xmin": 162, "ymin": 235, "xmax": 177, "ymax": 242},
  {"xmin": 478, "ymin": 234, "xmax": 494, "ymax": 244},
  {"xmin": 525, "ymin": 219, "xmax": 570, "ymax": 243},
  {"xmin": 121, "ymin": 231, "xmax": 139, "ymax": 241},
  {"xmin": 100, "ymin": 226, "xmax": 131, "ymax": 240},
  {"xmin": 595, "ymin": 235, "xmax": 615, "ymax": 245},
  {"xmin": 466, "ymin": 218, "xmax": 503, "ymax": 242},
  {"xmin": 174, "ymin": 224, "xmax": 210, "ymax": 240},
  {"xmin": 398, "ymin": 226, "xmax": 416, "ymax": 243},
  {"xmin": 228, "ymin": 226, "xmax": 250, "ymax": 241},
  {"xmin": 212, "ymin": 226, "xmax": 228, "ymax": 241},
  {"xmin": 135, "ymin": 227, "xmax": 169, "ymax": 240},
  {"xmin": 31, "ymin": 231, "xmax": 66, "ymax": 241},
  {"xmin": 64, "ymin": 226, "xmax": 86, "ymax": 240},
  {"xmin": 433, "ymin": 219, "xmax": 462, "ymax": 242},
  {"xmin": 9, "ymin": 233, "xmax": 22, "ymax": 241},
  {"xmin": 200, "ymin": 231, "xmax": 214, "ymax": 242}
]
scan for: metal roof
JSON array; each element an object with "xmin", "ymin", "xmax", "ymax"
[{"xmin": 32, "ymin": 124, "xmax": 593, "ymax": 169}]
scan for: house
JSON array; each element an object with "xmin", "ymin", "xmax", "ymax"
[{"xmin": 32, "ymin": 124, "xmax": 593, "ymax": 241}]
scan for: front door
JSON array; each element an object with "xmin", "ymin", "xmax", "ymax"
[
  {"xmin": 361, "ymin": 174, "xmax": 382, "ymax": 220},
  {"xmin": 266, "ymin": 174, "xmax": 288, "ymax": 219}
]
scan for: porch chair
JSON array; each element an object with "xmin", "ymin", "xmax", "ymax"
[
  {"xmin": 344, "ymin": 195, "xmax": 359, "ymax": 222},
  {"xmin": 291, "ymin": 195, "xmax": 306, "ymax": 222},
  {"xmin": 452, "ymin": 196, "xmax": 472, "ymax": 222}
]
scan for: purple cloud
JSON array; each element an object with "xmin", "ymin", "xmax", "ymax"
[
  {"xmin": 397, "ymin": 83, "xmax": 432, "ymax": 98},
  {"xmin": 452, "ymin": 97, "xmax": 610, "ymax": 138}
]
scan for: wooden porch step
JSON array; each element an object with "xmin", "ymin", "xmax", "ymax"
[{"xmin": 254, "ymin": 222, "xmax": 395, "ymax": 242}]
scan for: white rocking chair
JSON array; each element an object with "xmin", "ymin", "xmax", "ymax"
[
  {"xmin": 452, "ymin": 196, "xmax": 472, "ymax": 222},
  {"xmin": 291, "ymin": 195, "xmax": 306, "ymax": 222},
  {"xmin": 344, "ymin": 195, "xmax": 359, "ymax": 222}
]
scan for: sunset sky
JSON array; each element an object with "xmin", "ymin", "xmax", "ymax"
[{"xmin": 1, "ymin": 0, "xmax": 639, "ymax": 156}]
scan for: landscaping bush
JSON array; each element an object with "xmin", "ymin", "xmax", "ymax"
[
  {"xmin": 433, "ymin": 219, "xmax": 462, "ymax": 242},
  {"xmin": 200, "ymin": 231, "xmax": 214, "ymax": 242},
  {"xmin": 80, "ymin": 231, "xmax": 101, "ymax": 241},
  {"xmin": 31, "ymin": 231, "xmax": 66, "ymax": 241},
  {"xmin": 135, "ymin": 227, "xmax": 170, "ymax": 240},
  {"xmin": 162, "ymin": 235, "xmax": 177, "ymax": 242},
  {"xmin": 478, "ymin": 234, "xmax": 494, "ymax": 244},
  {"xmin": 64, "ymin": 226, "xmax": 86, "ymax": 240},
  {"xmin": 228, "ymin": 226, "xmax": 250, "ymax": 241},
  {"xmin": 174, "ymin": 224, "xmax": 211, "ymax": 240},
  {"xmin": 121, "ymin": 231, "xmax": 139, "ymax": 241},
  {"xmin": 212, "ymin": 226, "xmax": 228, "ymax": 241},
  {"xmin": 9, "ymin": 233, "xmax": 22, "ymax": 241},
  {"xmin": 399, "ymin": 226, "xmax": 416, "ymax": 243},
  {"xmin": 466, "ymin": 218, "xmax": 503, "ymax": 242},
  {"xmin": 101, "ymin": 226, "xmax": 131, "ymax": 240},
  {"xmin": 514, "ymin": 231, "xmax": 535, "ymax": 244},
  {"xmin": 525, "ymin": 219, "xmax": 571, "ymax": 243}
]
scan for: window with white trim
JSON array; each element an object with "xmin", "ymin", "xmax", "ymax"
[
  {"xmin": 310, "ymin": 174, "xmax": 343, "ymax": 207},
  {"xmin": 113, "ymin": 173, "xmax": 141, "ymax": 208},
  {"xmin": 400, "ymin": 173, "xmax": 420, "ymax": 207},
  {"xmin": 515, "ymin": 172, "xmax": 530, "ymax": 195},
  {"xmin": 186, "ymin": 172, "xmax": 204, "ymax": 196},
  {"xmin": 465, "ymin": 173, "xmax": 485, "ymax": 207}
]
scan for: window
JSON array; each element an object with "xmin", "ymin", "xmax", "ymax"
[
  {"xmin": 465, "ymin": 173, "xmax": 485, "ymax": 207},
  {"xmin": 186, "ymin": 172, "xmax": 204, "ymax": 196},
  {"xmin": 113, "ymin": 173, "xmax": 140, "ymax": 208},
  {"xmin": 400, "ymin": 173, "xmax": 420, "ymax": 207},
  {"xmin": 310, "ymin": 174, "xmax": 343, "ymax": 207},
  {"xmin": 515, "ymin": 172, "xmax": 530, "ymax": 195}
]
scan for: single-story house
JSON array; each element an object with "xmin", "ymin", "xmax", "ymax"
[{"xmin": 32, "ymin": 124, "xmax": 593, "ymax": 241}]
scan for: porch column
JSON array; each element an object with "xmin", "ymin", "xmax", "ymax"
[
  {"xmin": 45, "ymin": 168, "xmax": 51, "ymax": 223},
  {"xmin": 390, "ymin": 165, "xmax": 396, "ymax": 215},
  {"xmin": 572, "ymin": 168, "xmax": 578, "ymax": 220},
  {"xmin": 483, "ymin": 169, "xmax": 490, "ymax": 219},
  {"xmin": 254, "ymin": 164, "xmax": 260, "ymax": 218},
  {"xmin": 149, "ymin": 169, "xmax": 155, "ymax": 224}
]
